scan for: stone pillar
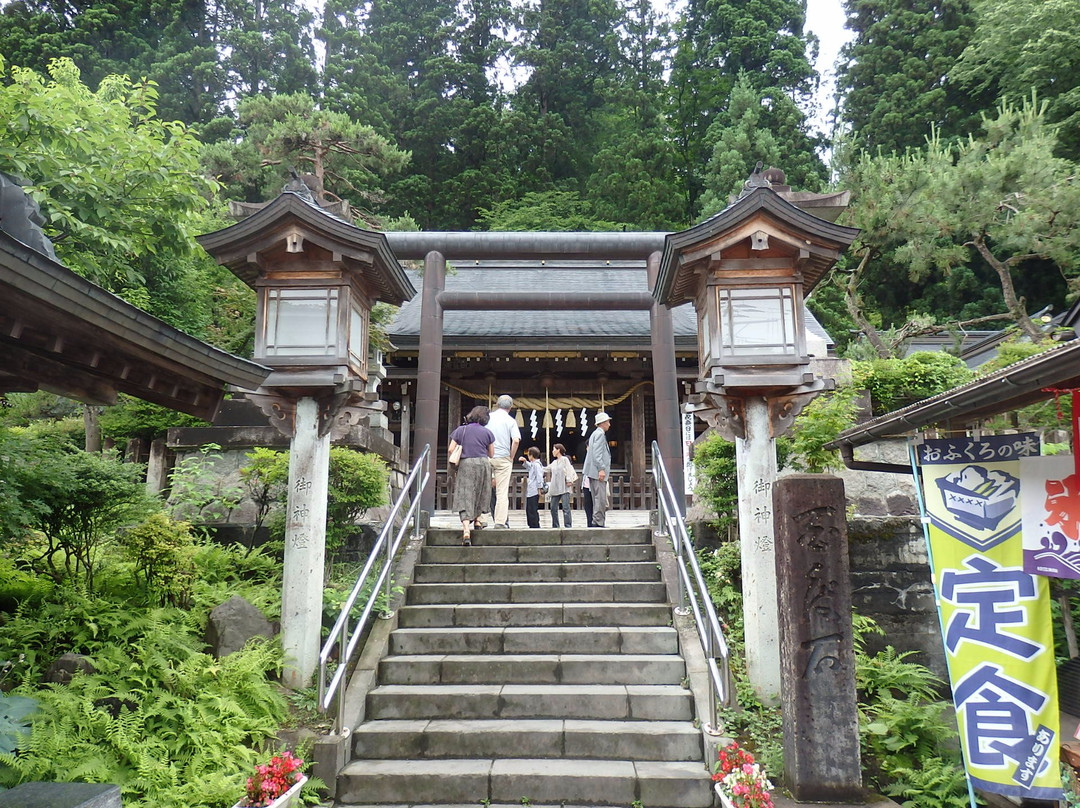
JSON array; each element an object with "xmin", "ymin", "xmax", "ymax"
[
  {"xmin": 647, "ymin": 251, "xmax": 684, "ymax": 507},
  {"xmin": 281, "ymin": 397, "xmax": 330, "ymax": 689},
  {"xmin": 735, "ymin": 396, "xmax": 780, "ymax": 704},
  {"xmin": 145, "ymin": 438, "xmax": 169, "ymax": 496},
  {"xmin": 414, "ymin": 251, "xmax": 446, "ymax": 512},
  {"xmin": 773, "ymin": 474, "xmax": 862, "ymax": 802}
]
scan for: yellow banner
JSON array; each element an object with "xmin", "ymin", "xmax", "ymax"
[{"xmin": 920, "ymin": 436, "xmax": 1061, "ymax": 802}]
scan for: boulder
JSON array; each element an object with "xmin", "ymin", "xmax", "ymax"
[
  {"xmin": 205, "ymin": 595, "xmax": 273, "ymax": 658},
  {"xmin": 43, "ymin": 653, "xmax": 95, "ymax": 685}
]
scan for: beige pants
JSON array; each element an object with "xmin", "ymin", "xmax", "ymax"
[{"xmin": 491, "ymin": 456, "xmax": 513, "ymax": 525}]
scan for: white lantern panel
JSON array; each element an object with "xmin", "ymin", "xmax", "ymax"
[
  {"xmin": 265, "ymin": 288, "xmax": 339, "ymax": 356},
  {"xmin": 716, "ymin": 286, "xmax": 798, "ymax": 357}
]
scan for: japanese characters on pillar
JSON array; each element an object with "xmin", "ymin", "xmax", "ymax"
[
  {"xmin": 921, "ymin": 434, "xmax": 1061, "ymax": 803},
  {"xmin": 751, "ymin": 476, "xmax": 773, "ymax": 552},
  {"xmin": 682, "ymin": 410, "xmax": 696, "ymax": 497}
]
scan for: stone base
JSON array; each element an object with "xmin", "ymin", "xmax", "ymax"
[{"xmin": 774, "ymin": 794, "xmax": 902, "ymax": 808}]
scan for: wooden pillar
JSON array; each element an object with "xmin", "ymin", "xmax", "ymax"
[
  {"xmin": 631, "ymin": 385, "xmax": 646, "ymax": 484},
  {"xmin": 400, "ymin": 387, "xmax": 412, "ymax": 470},
  {"xmin": 448, "ymin": 387, "xmax": 462, "ymax": 438},
  {"xmin": 413, "ymin": 251, "xmax": 445, "ymax": 512},
  {"xmin": 647, "ymin": 250, "xmax": 683, "ymax": 508}
]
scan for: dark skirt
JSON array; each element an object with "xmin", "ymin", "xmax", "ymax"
[{"xmin": 453, "ymin": 456, "xmax": 492, "ymax": 522}]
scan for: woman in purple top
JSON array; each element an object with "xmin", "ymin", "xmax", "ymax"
[{"xmin": 448, "ymin": 406, "xmax": 495, "ymax": 544}]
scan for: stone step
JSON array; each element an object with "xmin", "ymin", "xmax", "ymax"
[
  {"xmin": 426, "ymin": 527, "xmax": 653, "ymax": 546},
  {"xmin": 336, "ymin": 758, "xmax": 713, "ymax": 807},
  {"xmin": 421, "ymin": 543, "xmax": 655, "ymax": 564},
  {"xmin": 406, "ymin": 581, "xmax": 668, "ymax": 605},
  {"xmin": 414, "ymin": 561, "xmax": 661, "ymax": 584},
  {"xmin": 379, "ymin": 653, "xmax": 686, "ymax": 685},
  {"xmin": 352, "ymin": 718, "xmax": 704, "ymax": 761},
  {"xmin": 367, "ymin": 684, "xmax": 694, "ymax": 721},
  {"xmin": 389, "ymin": 626, "xmax": 679, "ymax": 655},
  {"xmin": 397, "ymin": 602, "xmax": 672, "ymax": 628}
]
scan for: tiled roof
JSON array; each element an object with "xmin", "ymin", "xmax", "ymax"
[
  {"xmin": 387, "ymin": 259, "xmax": 832, "ymax": 347},
  {"xmin": 388, "ymin": 260, "xmax": 696, "ymax": 344}
]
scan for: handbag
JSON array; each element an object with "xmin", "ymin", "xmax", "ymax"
[{"xmin": 448, "ymin": 442, "xmax": 463, "ymax": 465}]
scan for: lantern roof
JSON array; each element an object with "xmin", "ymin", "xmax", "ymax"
[
  {"xmin": 197, "ymin": 189, "xmax": 416, "ymax": 306},
  {"xmin": 653, "ymin": 185, "xmax": 860, "ymax": 308}
]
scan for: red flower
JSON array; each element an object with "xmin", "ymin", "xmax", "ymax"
[{"xmin": 242, "ymin": 751, "xmax": 305, "ymax": 807}]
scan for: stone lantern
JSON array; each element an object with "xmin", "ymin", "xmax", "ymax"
[
  {"xmin": 198, "ymin": 181, "xmax": 414, "ymax": 687},
  {"xmin": 653, "ymin": 168, "xmax": 858, "ymax": 704}
]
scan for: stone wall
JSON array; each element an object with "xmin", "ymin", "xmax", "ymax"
[{"xmin": 847, "ymin": 515, "xmax": 946, "ymax": 683}]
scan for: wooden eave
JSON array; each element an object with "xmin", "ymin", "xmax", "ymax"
[
  {"xmin": 654, "ymin": 187, "xmax": 859, "ymax": 307},
  {"xmin": 197, "ymin": 192, "xmax": 416, "ymax": 306},
  {"xmin": 0, "ymin": 230, "xmax": 271, "ymax": 420}
]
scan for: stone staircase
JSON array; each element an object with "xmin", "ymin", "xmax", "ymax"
[{"xmin": 335, "ymin": 525, "xmax": 714, "ymax": 808}]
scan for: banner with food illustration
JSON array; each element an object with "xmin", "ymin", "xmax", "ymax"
[
  {"xmin": 920, "ymin": 435, "xmax": 1061, "ymax": 802},
  {"xmin": 1021, "ymin": 454, "xmax": 1080, "ymax": 579}
]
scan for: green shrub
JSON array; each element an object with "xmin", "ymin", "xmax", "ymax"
[
  {"xmin": 117, "ymin": 513, "xmax": 198, "ymax": 607},
  {"xmin": 853, "ymin": 352, "xmax": 973, "ymax": 415},
  {"xmin": 0, "ymin": 639, "xmax": 286, "ymax": 808},
  {"xmin": 854, "ymin": 617, "xmax": 969, "ymax": 806},
  {"xmin": 692, "ymin": 433, "xmax": 737, "ymax": 533},
  {"xmin": 780, "ymin": 386, "xmax": 861, "ymax": 473},
  {"xmin": 99, "ymin": 396, "xmax": 208, "ymax": 450},
  {"xmin": 10, "ymin": 444, "xmax": 155, "ymax": 591}
]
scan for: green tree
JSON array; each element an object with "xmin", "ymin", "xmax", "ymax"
[
  {"xmin": 477, "ymin": 190, "xmax": 621, "ymax": 230},
  {"xmin": 201, "ymin": 92, "xmax": 410, "ymax": 222},
  {"xmin": 699, "ymin": 72, "xmax": 825, "ymax": 217},
  {"xmin": 514, "ymin": 0, "xmax": 626, "ymax": 184},
  {"xmin": 951, "ymin": 0, "xmax": 1080, "ymax": 161},
  {"xmin": 670, "ymin": 0, "xmax": 818, "ymax": 219},
  {"xmin": 0, "ymin": 58, "xmax": 217, "ymax": 295},
  {"xmin": 217, "ymin": 0, "xmax": 319, "ymax": 100},
  {"xmin": 899, "ymin": 99, "xmax": 1080, "ymax": 341},
  {"xmin": 584, "ymin": 0, "xmax": 685, "ymax": 229},
  {"xmin": 834, "ymin": 100, "xmax": 1077, "ymax": 353},
  {"xmin": 837, "ymin": 0, "xmax": 986, "ymax": 155},
  {"xmin": 320, "ymin": 0, "xmax": 515, "ymax": 229}
]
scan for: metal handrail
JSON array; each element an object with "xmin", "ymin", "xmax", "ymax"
[
  {"xmin": 651, "ymin": 440, "xmax": 733, "ymax": 734},
  {"xmin": 317, "ymin": 443, "xmax": 431, "ymax": 733}
]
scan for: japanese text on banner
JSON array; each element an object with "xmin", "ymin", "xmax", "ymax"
[{"xmin": 921, "ymin": 435, "xmax": 1060, "ymax": 802}]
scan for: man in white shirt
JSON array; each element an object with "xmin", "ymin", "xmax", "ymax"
[
  {"xmin": 487, "ymin": 394, "xmax": 521, "ymax": 528},
  {"xmin": 582, "ymin": 412, "xmax": 612, "ymax": 527}
]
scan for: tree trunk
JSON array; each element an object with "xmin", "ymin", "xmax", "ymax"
[
  {"xmin": 842, "ymin": 252, "xmax": 893, "ymax": 359},
  {"xmin": 84, "ymin": 405, "xmax": 102, "ymax": 453},
  {"xmin": 971, "ymin": 237, "xmax": 1045, "ymax": 342}
]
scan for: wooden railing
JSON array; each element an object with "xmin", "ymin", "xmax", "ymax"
[{"xmin": 435, "ymin": 470, "xmax": 655, "ymax": 512}]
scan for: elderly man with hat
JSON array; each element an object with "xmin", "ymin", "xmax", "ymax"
[{"xmin": 582, "ymin": 412, "xmax": 613, "ymax": 527}]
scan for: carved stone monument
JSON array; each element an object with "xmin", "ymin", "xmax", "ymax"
[{"xmin": 773, "ymin": 474, "xmax": 864, "ymax": 803}]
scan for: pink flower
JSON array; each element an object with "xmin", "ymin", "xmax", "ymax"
[{"xmin": 242, "ymin": 751, "xmax": 305, "ymax": 807}]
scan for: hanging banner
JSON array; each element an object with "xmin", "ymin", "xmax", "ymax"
[
  {"xmin": 1021, "ymin": 454, "xmax": 1080, "ymax": 579},
  {"xmin": 921, "ymin": 435, "xmax": 1061, "ymax": 802}
]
